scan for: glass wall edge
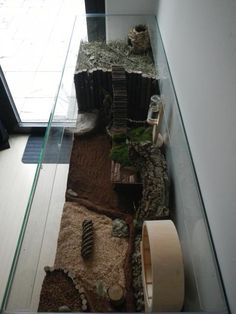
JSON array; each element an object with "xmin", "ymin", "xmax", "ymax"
[
  {"xmin": 85, "ymin": 13, "xmax": 156, "ymax": 17},
  {"xmin": 151, "ymin": 16, "xmax": 230, "ymax": 312},
  {"xmin": 2, "ymin": 311, "xmax": 229, "ymax": 314}
]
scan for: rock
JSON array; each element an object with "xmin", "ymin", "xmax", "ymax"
[
  {"xmin": 72, "ymin": 111, "xmax": 98, "ymax": 135},
  {"xmin": 67, "ymin": 188, "xmax": 78, "ymax": 197},
  {"xmin": 68, "ymin": 271, "xmax": 76, "ymax": 280},
  {"xmin": 95, "ymin": 280, "xmax": 107, "ymax": 297},
  {"xmin": 81, "ymin": 304, "xmax": 87, "ymax": 311},
  {"xmin": 112, "ymin": 219, "xmax": 129, "ymax": 238},
  {"xmin": 58, "ymin": 305, "xmax": 71, "ymax": 312},
  {"xmin": 80, "ymin": 293, "xmax": 86, "ymax": 300},
  {"xmin": 82, "ymin": 299, "xmax": 87, "ymax": 305},
  {"xmin": 44, "ymin": 266, "xmax": 51, "ymax": 272}
]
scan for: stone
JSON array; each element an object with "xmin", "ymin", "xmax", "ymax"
[
  {"xmin": 68, "ymin": 271, "xmax": 76, "ymax": 279},
  {"xmin": 44, "ymin": 266, "xmax": 51, "ymax": 272},
  {"xmin": 58, "ymin": 305, "xmax": 71, "ymax": 312},
  {"xmin": 72, "ymin": 111, "xmax": 98, "ymax": 135},
  {"xmin": 80, "ymin": 293, "xmax": 86, "ymax": 300},
  {"xmin": 82, "ymin": 299, "xmax": 87, "ymax": 305},
  {"xmin": 112, "ymin": 219, "xmax": 129, "ymax": 238},
  {"xmin": 79, "ymin": 287, "xmax": 85, "ymax": 294},
  {"xmin": 81, "ymin": 304, "xmax": 87, "ymax": 311},
  {"xmin": 67, "ymin": 189, "xmax": 78, "ymax": 197}
]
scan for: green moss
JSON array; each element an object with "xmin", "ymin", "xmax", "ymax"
[
  {"xmin": 112, "ymin": 132, "xmax": 127, "ymax": 145},
  {"xmin": 110, "ymin": 127, "xmax": 152, "ymax": 166},
  {"xmin": 110, "ymin": 143, "xmax": 132, "ymax": 167},
  {"xmin": 128, "ymin": 127, "xmax": 152, "ymax": 143}
]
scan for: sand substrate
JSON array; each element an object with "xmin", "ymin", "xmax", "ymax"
[
  {"xmin": 50, "ymin": 202, "xmax": 134, "ymax": 312},
  {"xmin": 55, "ymin": 202, "xmax": 128, "ymax": 289}
]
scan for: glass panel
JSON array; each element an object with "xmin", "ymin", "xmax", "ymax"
[
  {"xmin": 0, "ymin": 1, "xmax": 86, "ymax": 124},
  {"xmin": 149, "ymin": 18, "xmax": 228, "ymax": 312},
  {"xmin": 1, "ymin": 14, "xmax": 228, "ymax": 314}
]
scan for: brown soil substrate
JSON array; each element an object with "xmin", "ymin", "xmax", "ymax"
[
  {"xmin": 66, "ymin": 132, "xmax": 140, "ymax": 212},
  {"xmin": 67, "ymin": 133, "xmax": 118, "ymax": 209},
  {"xmin": 38, "ymin": 270, "xmax": 81, "ymax": 312}
]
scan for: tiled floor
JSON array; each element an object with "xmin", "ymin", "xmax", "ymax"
[
  {"xmin": 0, "ymin": 0, "xmax": 86, "ymax": 122},
  {"xmin": 0, "ymin": 135, "xmax": 37, "ymax": 305},
  {"xmin": 0, "ymin": 135, "xmax": 70, "ymax": 310}
]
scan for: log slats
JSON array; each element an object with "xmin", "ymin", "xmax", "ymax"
[
  {"xmin": 74, "ymin": 69, "xmax": 158, "ymax": 120},
  {"xmin": 111, "ymin": 161, "xmax": 139, "ymax": 184}
]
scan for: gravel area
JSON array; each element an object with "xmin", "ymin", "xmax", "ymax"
[
  {"xmin": 77, "ymin": 41, "xmax": 156, "ymax": 76},
  {"xmin": 38, "ymin": 270, "xmax": 81, "ymax": 312}
]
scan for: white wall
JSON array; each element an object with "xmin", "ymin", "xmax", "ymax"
[
  {"xmin": 155, "ymin": 0, "xmax": 236, "ymax": 312},
  {"xmin": 105, "ymin": 0, "xmax": 236, "ymax": 311}
]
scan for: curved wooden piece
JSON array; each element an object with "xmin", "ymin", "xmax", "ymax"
[{"xmin": 141, "ymin": 220, "xmax": 184, "ymax": 312}]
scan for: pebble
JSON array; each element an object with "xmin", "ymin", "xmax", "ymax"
[
  {"xmin": 112, "ymin": 219, "xmax": 129, "ymax": 237},
  {"xmin": 68, "ymin": 271, "xmax": 76, "ymax": 279},
  {"xmin": 67, "ymin": 188, "xmax": 78, "ymax": 197},
  {"xmin": 82, "ymin": 299, "xmax": 87, "ymax": 305},
  {"xmin": 44, "ymin": 266, "xmax": 51, "ymax": 272},
  {"xmin": 58, "ymin": 305, "xmax": 71, "ymax": 312},
  {"xmin": 81, "ymin": 304, "xmax": 87, "ymax": 311},
  {"xmin": 79, "ymin": 287, "xmax": 85, "ymax": 294}
]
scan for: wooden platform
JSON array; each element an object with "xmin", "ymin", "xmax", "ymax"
[{"xmin": 111, "ymin": 161, "xmax": 141, "ymax": 186}]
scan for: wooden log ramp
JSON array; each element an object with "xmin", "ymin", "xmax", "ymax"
[{"xmin": 111, "ymin": 65, "xmax": 128, "ymax": 132}]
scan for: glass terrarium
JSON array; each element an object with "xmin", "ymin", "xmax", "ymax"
[{"xmin": 1, "ymin": 14, "xmax": 228, "ymax": 314}]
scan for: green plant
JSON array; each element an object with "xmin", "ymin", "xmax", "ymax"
[
  {"xmin": 110, "ymin": 143, "xmax": 132, "ymax": 167},
  {"xmin": 128, "ymin": 127, "xmax": 152, "ymax": 143}
]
